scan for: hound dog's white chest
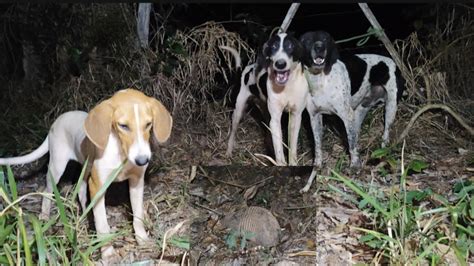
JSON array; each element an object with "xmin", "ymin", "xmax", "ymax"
[{"xmin": 94, "ymin": 133, "xmax": 143, "ymax": 183}]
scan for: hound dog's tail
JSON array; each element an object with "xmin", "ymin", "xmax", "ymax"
[
  {"xmin": 219, "ymin": 46, "xmax": 242, "ymax": 69},
  {"xmin": 0, "ymin": 137, "xmax": 49, "ymax": 165}
]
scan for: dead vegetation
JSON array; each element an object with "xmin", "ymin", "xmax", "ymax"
[{"xmin": 0, "ymin": 3, "xmax": 473, "ymax": 265}]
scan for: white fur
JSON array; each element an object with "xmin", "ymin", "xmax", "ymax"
[
  {"xmin": 0, "ymin": 106, "xmax": 152, "ymax": 260},
  {"xmin": 224, "ymin": 33, "xmax": 308, "ymax": 166},
  {"xmin": 350, "ymin": 54, "xmax": 400, "ymax": 147}
]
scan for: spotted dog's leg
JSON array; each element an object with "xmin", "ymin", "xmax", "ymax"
[
  {"xmin": 382, "ymin": 87, "xmax": 397, "ymax": 148},
  {"xmin": 337, "ymin": 103, "xmax": 361, "ymax": 169}
]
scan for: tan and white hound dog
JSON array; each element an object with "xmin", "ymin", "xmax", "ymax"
[{"xmin": 0, "ymin": 88, "xmax": 173, "ymax": 261}]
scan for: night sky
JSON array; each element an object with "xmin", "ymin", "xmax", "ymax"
[{"xmin": 160, "ymin": 3, "xmax": 429, "ymax": 53}]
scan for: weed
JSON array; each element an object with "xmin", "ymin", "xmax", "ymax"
[
  {"xmin": 0, "ymin": 160, "xmax": 124, "ymax": 265},
  {"xmin": 225, "ymin": 228, "xmax": 256, "ymax": 251},
  {"xmin": 330, "ymin": 142, "xmax": 472, "ymax": 264}
]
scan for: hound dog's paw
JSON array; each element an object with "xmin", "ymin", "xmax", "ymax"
[
  {"xmin": 99, "ymin": 245, "xmax": 120, "ymax": 265},
  {"xmin": 135, "ymin": 234, "xmax": 151, "ymax": 246}
]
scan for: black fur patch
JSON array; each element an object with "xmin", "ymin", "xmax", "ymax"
[
  {"xmin": 368, "ymin": 61, "xmax": 389, "ymax": 86},
  {"xmin": 395, "ymin": 68, "xmax": 405, "ymax": 102},
  {"xmin": 258, "ymin": 72, "xmax": 268, "ymax": 98},
  {"xmin": 342, "ymin": 55, "xmax": 367, "ymax": 96}
]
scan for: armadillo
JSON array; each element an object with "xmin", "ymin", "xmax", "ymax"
[{"xmin": 221, "ymin": 206, "xmax": 281, "ymax": 247}]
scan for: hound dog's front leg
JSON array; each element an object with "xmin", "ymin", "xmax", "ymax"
[
  {"xmin": 88, "ymin": 170, "xmax": 117, "ymax": 261},
  {"xmin": 129, "ymin": 174, "xmax": 149, "ymax": 245},
  {"xmin": 268, "ymin": 102, "xmax": 286, "ymax": 166},
  {"xmin": 288, "ymin": 111, "xmax": 303, "ymax": 166}
]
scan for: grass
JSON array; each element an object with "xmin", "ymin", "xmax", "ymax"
[
  {"xmin": 0, "ymin": 160, "xmax": 124, "ymax": 265},
  {"xmin": 327, "ymin": 142, "xmax": 473, "ymax": 265}
]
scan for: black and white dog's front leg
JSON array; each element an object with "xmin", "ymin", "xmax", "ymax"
[
  {"xmin": 267, "ymin": 100, "xmax": 286, "ymax": 166},
  {"xmin": 288, "ymin": 110, "xmax": 303, "ymax": 166},
  {"xmin": 307, "ymin": 102, "xmax": 323, "ymax": 168}
]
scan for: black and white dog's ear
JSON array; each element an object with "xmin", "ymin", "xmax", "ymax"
[
  {"xmin": 293, "ymin": 37, "xmax": 305, "ymax": 63},
  {"xmin": 299, "ymin": 32, "xmax": 315, "ymax": 67},
  {"xmin": 324, "ymin": 34, "xmax": 340, "ymax": 75}
]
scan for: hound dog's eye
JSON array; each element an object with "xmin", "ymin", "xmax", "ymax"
[
  {"xmin": 145, "ymin": 122, "xmax": 152, "ymax": 129},
  {"xmin": 118, "ymin": 123, "xmax": 130, "ymax": 131}
]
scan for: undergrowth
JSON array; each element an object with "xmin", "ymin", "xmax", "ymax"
[
  {"xmin": 0, "ymin": 161, "xmax": 121, "ymax": 265},
  {"xmin": 328, "ymin": 142, "xmax": 473, "ymax": 265}
]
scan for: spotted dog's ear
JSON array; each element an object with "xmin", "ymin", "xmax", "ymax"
[
  {"xmin": 292, "ymin": 36, "xmax": 305, "ymax": 63},
  {"xmin": 84, "ymin": 100, "xmax": 114, "ymax": 149},
  {"xmin": 324, "ymin": 34, "xmax": 340, "ymax": 75},
  {"xmin": 299, "ymin": 31, "xmax": 316, "ymax": 68}
]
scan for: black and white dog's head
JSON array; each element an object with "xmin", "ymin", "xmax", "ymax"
[
  {"xmin": 299, "ymin": 31, "xmax": 339, "ymax": 75},
  {"xmin": 257, "ymin": 32, "xmax": 304, "ymax": 86}
]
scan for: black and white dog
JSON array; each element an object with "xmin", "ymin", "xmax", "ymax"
[
  {"xmin": 300, "ymin": 30, "xmax": 361, "ymax": 170},
  {"xmin": 222, "ymin": 32, "xmax": 308, "ymax": 166},
  {"xmin": 300, "ymin": 30, "xmax": 404, "ymax": 192}
]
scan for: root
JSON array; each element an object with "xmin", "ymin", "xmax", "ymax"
[{"xmin": 397, "ymin": 103, "xmax": 474, "ymax": 143}]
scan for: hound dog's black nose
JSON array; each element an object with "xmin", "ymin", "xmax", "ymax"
[
  {"xmin": 135, "ymin": 156, "xmax": 149, "ymax": 166},
  {"xmin": 275, "ymin": 60, "xmax": 287, "ymax": 70}
]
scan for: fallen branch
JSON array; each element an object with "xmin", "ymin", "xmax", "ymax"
[{"xmin": 397, "ymin": 103, "xmax": 474, "ymax": 144}]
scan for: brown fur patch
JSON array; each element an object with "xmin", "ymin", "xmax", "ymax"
[{"xmin": 88, "ymin": 167, "xmax": 101, "ymax": 199}]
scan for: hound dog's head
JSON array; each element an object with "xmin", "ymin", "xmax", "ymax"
[
  {"xmin": 84, "ymin": 89, "xmax": 173, "ymax": 167},
  {"xmin": 299, "ymin": 31, "xmax": 339, "ymax": 75},
  {"xmin": 260, "ymin": 32, "xmax": 304, "ymax": 86}
]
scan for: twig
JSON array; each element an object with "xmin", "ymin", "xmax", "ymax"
[
  {"xmin": 397, "ymin": 103, "xmax": 474, "ymax": 144},
  {"xmin": 279, "ymin": 3, "xmax": 301, "ymax": 33},
  {"xmin": 358, "ymin": 3, "xmax": 410, "ymax": 83},
  {"xmin": 193, "ymin": 202, "xmax": 223, "ymax": 216}
]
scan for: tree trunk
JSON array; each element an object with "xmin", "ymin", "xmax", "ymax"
[{"xmin": 137, "ymin": 3, "xmax": 152, "ymax": 49}]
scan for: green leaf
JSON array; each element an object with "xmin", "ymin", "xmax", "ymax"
[
  {"xmin": 168, "ymin": 236, "xmax": 190, "ymax": 250},
  {"xmin": 371, "ymin": 147, "xmax": 390, "ymax": 159},
  {"xmin": 407, "ymin": 159, "xmax": 429, "ymax": 173}
]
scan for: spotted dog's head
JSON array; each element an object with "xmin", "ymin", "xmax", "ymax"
[
  {"xmin": 299, "ymin": 31, "xmax": 339, "ymax": 75},
  {"xmin": 259, "ymin": 32, "xmax": 304, "ymax": 86}
]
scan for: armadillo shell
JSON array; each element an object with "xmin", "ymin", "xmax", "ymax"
[{"xmin": 222, "ymin": 206, "xmax": 280, "ymax": 247}]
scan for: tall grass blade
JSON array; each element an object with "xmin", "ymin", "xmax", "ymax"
[
  {"xmin": 71, "ymin": 158, "xmax": 89, "ymax": 202},
  {"xmin": 50, "ymin": 173, "xmax": 73, "ymax": 242},
  {"xmin": 6, "ymin": 165, "xmax": 17, "ymax": 201},
  {"xmin": 331, "ymin": 170, "xmax": 389, "ymax": 216},
  {"xmin": 30, "ymin": 215, "xmax": 47, "ymax": 266},
  {"xmin": 79, "ymin": 161, "xmax": 125, "ymax": 222},
  {"xmin": 17, "ymin": 209, "xmax": 33, "ymax": 265}
]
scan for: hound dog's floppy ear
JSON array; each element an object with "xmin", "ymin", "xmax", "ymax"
[
  {"xmin": 324, "ymin": 33, "xmax": 340, "ymax": 75},
  {"xmin": 84, "ymin": 100, "xmax": 114, "ymax": 149},
  {"xmin": 148, "ymin": 98, "xmax": 173, "ymax": 143}
]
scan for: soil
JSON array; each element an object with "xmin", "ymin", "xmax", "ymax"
[{"xmin": 7, "ymin": 100, "xmax": 474, "ymax": 265}]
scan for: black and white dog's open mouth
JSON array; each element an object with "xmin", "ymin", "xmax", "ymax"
[
  {"xmin": 313, "ymin": 57, "xmax": 325, "ymax": 66},
  {"xmin": 274, "ymin": 70, "xmax": 290, "ymax": 85}
]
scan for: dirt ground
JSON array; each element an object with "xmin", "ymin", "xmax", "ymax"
[{"xmin": 9, "ymin": 99, "xmax": 474, "ymax": 265}]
